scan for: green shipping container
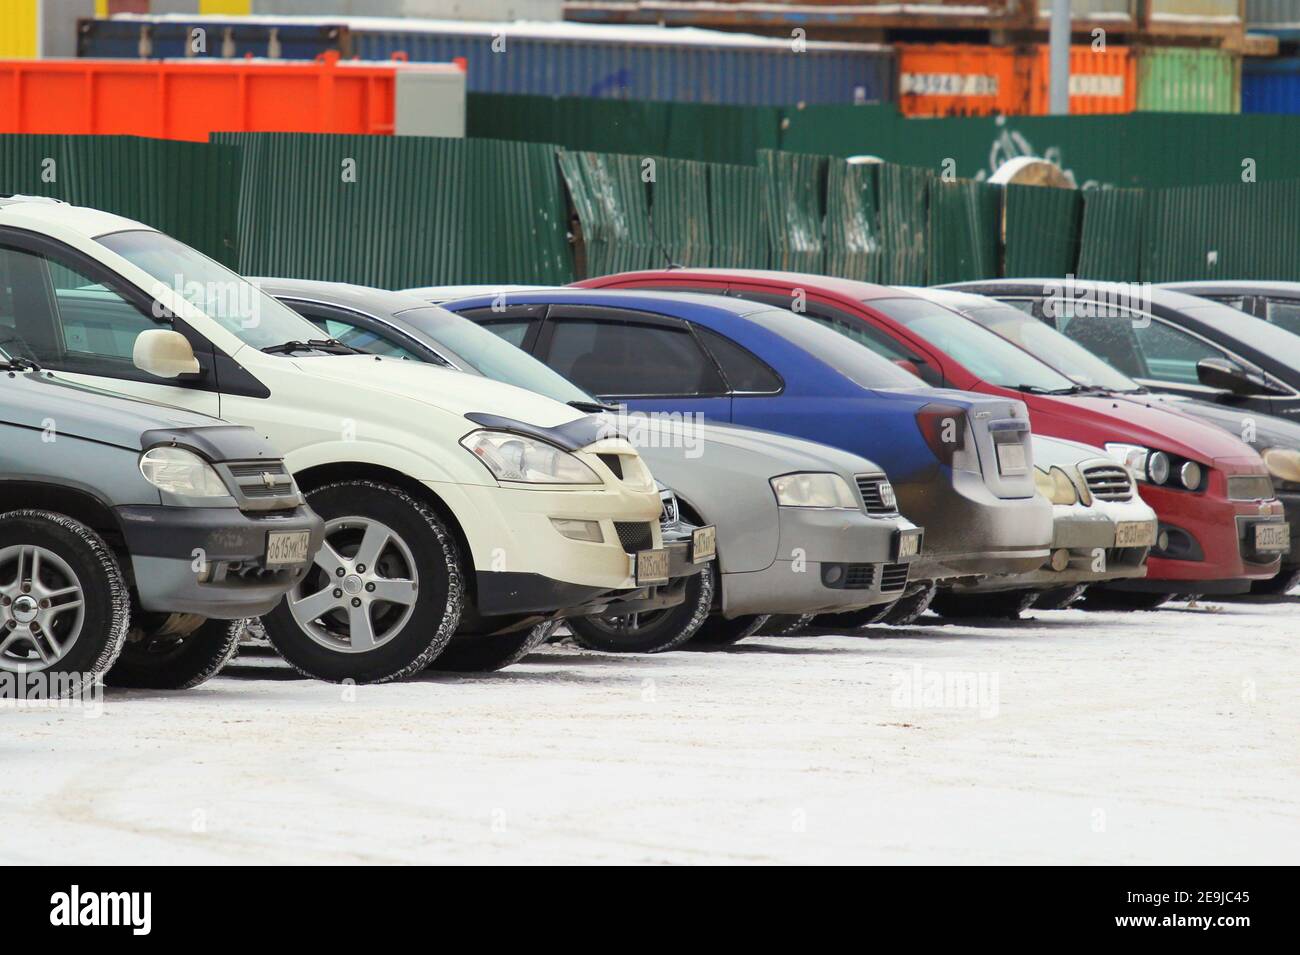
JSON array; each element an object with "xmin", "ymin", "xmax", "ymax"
[{"xmin": 1136, "ymin": 48, "xmax": 1241, "ymax": 114}]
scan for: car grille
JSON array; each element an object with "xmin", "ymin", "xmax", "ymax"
[
  {"xmin": 843, "ymin": 564, "xmax": 875, "ymax": 589},
  {"xmin": 224, "ymin": 461, "xmax": 299, "ymax": 509},
  {"xmin": 1228, "ymin": 475, "xmax": 1275, "ymax": 501},
  {"xmin": 880, "ymin": 563, "xmax": 910, "ymax": 593},
  {"xmin": 855, "ymin": 475, "xmax": 898, "ymax": 515},
  {"xmin": 1082, "ymin": 464, "xmax": 1134, "ymax": 502},
  {"xmin": 614, "ymin": 521, "xmax": 654, "ymax": 554}
]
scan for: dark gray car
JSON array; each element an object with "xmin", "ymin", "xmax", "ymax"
[{"xmin": 0, "ymin": 361, "xmax": 322, "ymax": 692}]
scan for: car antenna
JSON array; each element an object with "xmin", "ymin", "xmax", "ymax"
[{"xmin": 644, "ymin": 178, "xmax": 682, "ymax": 270}]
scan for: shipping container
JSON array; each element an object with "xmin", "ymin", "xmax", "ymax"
[
  {"xmin": 1243, "ymin": 56, "xmax": 1300, "ymax": 112},
  {"xmin": 1035, "ymin": 0, "xmax": 1136, "ymax": 26},
  {"xmin": 1246, "ymin": 0, "xmax": 1300, "ymax": 32},
  {"xmin": 0, "ymin": 0, "xmax": 97, "ymax": 57},
  {"xmin": 0, "ymin": 55, "xmax": 465, "ymax": 140},
  {"xmin": 1135, "ymin": 47, "xmax": 1240, "ymax": 113},
  {"xmin": 898, "ymin": 44, "xmax": 1134, "ymax": 117},
  {"xmin": 1148, "ymin": 0, "xmax": 1242, "ymax": 25},
  {"xmin": 79, "ymin": 14, "xmax": 897, "ymax": 106}
]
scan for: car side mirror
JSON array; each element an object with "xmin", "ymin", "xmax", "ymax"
[
  {"xmin": 1196, "ymin": 357, "xmax": 1283, "ymax": 396},
  {"xmin": 134, "ymin": 328, "xmax": 200, "ymax": 379}
]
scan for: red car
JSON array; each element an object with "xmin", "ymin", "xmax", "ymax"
[{"xmin": 579, "ymin": 269, "xmax": 1286, "ymax": 604}]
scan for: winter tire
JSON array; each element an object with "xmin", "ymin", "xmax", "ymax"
[
  {"xmin": 568, "ymin": 563, "xmax": 715, "ymax": 654},
  {"xmin": 106, "ymin": 616, "xmax": 244, "ymax": 690}
]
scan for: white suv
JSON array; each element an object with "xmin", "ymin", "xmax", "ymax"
[{"xmin": 0, "ymin": 198, "xmax": 663, "ymax": 682}]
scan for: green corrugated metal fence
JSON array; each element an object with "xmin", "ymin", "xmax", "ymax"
[
  {"xmin": 557, "ymin": 150, "xmax": 659, "ymax": 277},
  {"xmin": 759, "ymin": 150, "xmax": 827, "ymax": 273},
  {"xmin": 824, "ymin": 161, "xmax": 882, "ymax": 282},
  {"xmin": 652, "ymin": 158, "xmax": 713, "ymax": 267},
  {"xmin": 1003, "ymin": 184, "xmax": 1083, "ymax": 278},
  {"xmin": 1076, "ymin": 188, "xmax": 1147, "ymax": 281},
  {"xmin": 878, "ymin": 163, "xmax": 932, "ymax": 285},
  {"xmin": 0, "ymin": 135, "xmax": 241, "ymax": 266},
  {"xmin": 927, "ymin": 179, "xmax": 1002, "ymax": 285},
  {"xmin": 708, "ymin": 163, "xmax": 770, "ymax": 269}
]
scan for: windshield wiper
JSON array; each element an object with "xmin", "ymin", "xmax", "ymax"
[
  {"xmin": 1016, "ymin": 383, "xmax": 1088, "ymax": 396},
  {"xmin": 261, "ymin": 338, "xmax": 365, "ymax": 356},
  {"xmin": 568, "ymin": 399, "xmax": 618, "ymax": 413},
  {"xmin": 0, "ymin": 356, "xmax": 42, "ymax": 372}
]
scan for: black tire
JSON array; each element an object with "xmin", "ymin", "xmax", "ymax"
[
  {"xmin": 930, "ymin": 589, "xmax": 1038, "ymax": 620},
  {"xmin": 688, "ymin": 612, "xmax": 769, "ymax": 648},
  {"xmin": 106, "ymin": 616, "xmax": 244, "ymax": 690},
  {"xmin": 262, "ymin": 481, "xmax": 463, "ymax": 683},
  {"xmin": 431, "ymin": 619, "xmax": 559, "ymax": 672},
  {"xmin": 813, "ymin": 603, "xmax": 894, "ymax": 632},
  {"xmin": 1033, "ymin": 585, "xmax": 1088, "ymax": 611},
  {"xmin": 0, "ymin": 510, "xmax": 129, "ymax": 690},
  {"xmin": 757, "ymin": 613, "xmax": 815, "ymax": 636},
  {"xmin": 880, "ymin": 581, "xmax": 938, "ymax": 626},
  {"xmin": 568, "ymin": 563, "xmax": 715, "ymax": 653},
  {"xmin": 1080, "ymin": 589, "xmax": 1172, "ymax": 612},
  {"xmin": 1250, "ymin": 568, "xmax": 1300, "ymax": 595}
]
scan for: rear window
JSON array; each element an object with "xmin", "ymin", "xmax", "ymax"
[{"xmin": 745, "ymin": 308, "xmax": 924, "ymax": 390}]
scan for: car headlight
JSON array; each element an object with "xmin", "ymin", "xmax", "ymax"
[
  {"xmin": 461, "ymin": 430, "xmax": 601, "ymax": 485},
  {"xmin": 770, "ymin": 472, "xmax": 858, "ymax": 508},
  {"xmin": 139, "ymin": 446, "xmax": 229, "ymax": 497},
  {"xmin": 1105, "ymin": 443, "xmax": 1172, "ymax": 485},
  {"xmin": 1034, "ymin": 466, "xmax": 1079, "ymax": 506},
  {"xmin": 1263, "ymin": 447, "xmax": 1300, "ymax": 485}
]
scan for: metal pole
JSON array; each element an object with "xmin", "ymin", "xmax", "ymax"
[{"xmin": 1049, "ymin": 0, "xmax": 1071, "ymax": 115}]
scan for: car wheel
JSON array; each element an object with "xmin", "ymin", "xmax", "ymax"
[
  {"xmin": 757, "ymin": 613, "xmax": 815, "ymax": 636},
  {"xmin": 1080, "ymin": 589, "xmax": 1171, "ymax": 612},
  {"xmin": 879, "ymin": 581, "xmax": 938, "ymax": 626},
  {"xmin": 262, "ymin": 481, "xmax": 462, "ymax": 683},
  {"xmin": 431, "ymin": 619, "xmax": 560, "ymax": 672},
  {"xmin": 568, "ymin": 564, "xmax": 715, "ymax": 654},
  {"xmin": 687, "ymin": 612, "xmax": 769, "ymax": 648},
  {"xmin": 1249, "ymin": 568, "xmax": 1300, "ymax": 596},
  {"xmin": 930, "ymin": 589, "xmax": 1038, "ymax": 620},
  {"xmin": 105, "ymin": 616, "xmax": 244, "ymax": 690},
  {"xmin": 0, "ymin": 510, "xmax": 129, "ymax": 690},
  {"xmin": 1032, "ymin": 585, "xmax": 1088, "ymax": 611}
]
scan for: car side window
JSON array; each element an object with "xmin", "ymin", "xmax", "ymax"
[
  {"xmin": 798, "ymin": 303, "xmax": 943, "ymax": 386},
  {"xmin": 1264, "ymin": 299, "xmax": 1300, "ymax": 337},
  {"xmin": 477, "ymin": 319, "xmax": 531, "ymax": 348},
  {"xmin": 692, "ymin": 326, "xmax": 781, "ymax": 394},
  {"xmin": 544, "ymin": 318, "xmax": 725, "ymax": 397},
  {"xmin": 1056, "ymin": 312, "xmax": 1147, "ymax": 379},
  {"xmin": 0, "ymin": 243, "xmax": 161, "ymax": 374},
  {"xmin": 457, "ymin": 307, "xmax": 542, "ymax": 352},
  {"xmin": 1130, "ymin": 318, "xmax": 1230, "ymax": 385}
]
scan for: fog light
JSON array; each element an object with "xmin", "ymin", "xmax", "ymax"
[
  {"xmin": 1050, "ymin": 548, "xmax": 1070, "ymax": 572},
  {"xmin": 823, "ymin": 564, "xmax": 844, "ymax": 585},
  {"xmin": 551, "ymin": 518, "xmax": 603, "ymax": 543}
]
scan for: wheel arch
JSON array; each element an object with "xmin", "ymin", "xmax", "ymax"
[{"xmin": 0, "ymin": 480, "xmax": 127, "ymax": 556}]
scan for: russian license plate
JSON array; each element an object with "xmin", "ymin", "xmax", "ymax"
[
  {"xmin": 636, "ymin": 548, "xmax": 670, "ymax": 585},
  {"xmin": 691, "ymin": 525, "xmax": 717, "ymax": 563},
  {"xmin": 895, "ymin": 529, "xmax": 922, "ymax": 561},
  {"xmin": 1115, "ymin": 520, "xmax": 1158, "ymax": 548},
  {"xmin": 266, "ymin": 529, "xmax": 312, "ymax": 566},
  {"xmin": 996, "ymin": 441, "xmax": 1028, "ymax": 475},
  {"xmin": 1254, "ymin": 522, "xmax": 1291, "ymax": 553}
]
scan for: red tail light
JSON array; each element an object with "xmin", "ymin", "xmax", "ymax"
[{"xmin": 916, "ymin": 404, "xmax": 968, "ymax": 466}]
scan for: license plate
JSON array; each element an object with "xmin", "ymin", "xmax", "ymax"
[
  {"xmin": 996, "ymin": 442, "xmax": 1028, "ymax": 475},
  {"xmin": 636, "ymin": 548, "xmax": 670, "ymax": 585},
  {"xmin": 266, "ymin": 529, "xmax": 312, "ymax": 567},
  {"xmin": 1254, "ymin": 522, "xmax": 1291, "ymax": 553},
  {"xmin": 895, "ymin": 529, "xmax": 922, "ymax": 561},
  {"xmin": 1115, "ymin": 520, "xmax": 1158, "ymax": 548},
  {"xmin": 691, "ymin": 525, "xmax": 717, "ymax": 563}
]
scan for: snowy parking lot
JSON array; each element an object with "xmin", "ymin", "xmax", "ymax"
[{"xmin": 4, "ymin": 597, "xmax": 1298, "ymax": 865}]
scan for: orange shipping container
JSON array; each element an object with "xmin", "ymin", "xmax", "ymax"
[
  {"xmin": 898, "ymin": 44, "xmax": 1134, "ymax": 117},
  {"xmin": 0, "ymin": 54, "xmax": 464, "ymax": 140}
]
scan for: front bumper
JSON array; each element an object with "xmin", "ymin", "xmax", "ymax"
[
  {"xmin": 1278, "ymin": 490, "xmax": 1300, "ymax": 571},
  {"xmin": 115, "ymin": 504, "xmax": 324, "ymax": 618},
  {"xmin": 720, "ymin": 505, "xmax": 922, "ymax": 617}
]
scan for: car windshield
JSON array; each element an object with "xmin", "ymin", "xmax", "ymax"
[
  {"xmin": 396, "ymin": 306, "xmax": 595, "ymax": 405},
  {"xmin": 745, "ymin": 308, "xmax": 923, "ymax": 390},
  {"xmin": 97, "ymin": 230, "xmax": 326, "ymax": 351},
  {"xmin": 960, "ymin": 303, "xmax": 1141, "ymax": 392},
  {"xmin": 1180, "ymin": 303, "xmax": 1300, "ymax": 370},
  {"xmin": 867, "ymin": 297, "xmax": 1078, "ymax": 392}
]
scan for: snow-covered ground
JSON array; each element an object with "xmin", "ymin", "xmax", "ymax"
[{"xmin": 4, "ymin": 598, "xmax": 1298, "ymax": 865}]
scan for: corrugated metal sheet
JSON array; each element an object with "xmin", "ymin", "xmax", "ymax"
[
  {"xmin": 558, "ymin": 150, "xmax": 658, "ymax": 278},
  {"xmin": 652, "ymin": 158, "xmax": 713, "ymax": 267},
  {"xmin": 757, "ymin": 150, "xmax": 826, "ymax": 273},
  {"xmin": 0, "ymin": 134, "xmax": 241, "ymax": 265},
  {"xmin": 877, "ymin": 163, "xmax": 931, "ymax": 284},
  {"xmin": 1136, "ymin": 47, "xmax": 1240, "ymax": 113},
  {"xmin": 79, "ymin": 15, "xmax": 896, "ymax": 106},
  {"xmin": 1247, "ymin": 0, "xmax": 1300, "ymax": 28},
  {"xmin": 927, "ymin": 179, "xmax": 1002, "ymax": 284},
  {"xmin": 1243, "ymin": 57, "xmax": 1300, "ymax": 113},
  {"xmin": 466, "ymin": 93, "xmax": 780, "ymax": 165},
  {"xmin": 0, "ymin": 0, "xmax": 39, "ymax": 58},
  {"xmin": 1076, "ymin": 187, "xmax": 1146, "ymax": 280},
  {"xmin": 708, "ymin": 163, "xmax": 770, "ymax": 268},
  {"xmin": 824, "ymin": 160, "xmax": 882, "ymax": 282},
  {"xmin": 1148, "ymin": 0, "xmax": 1240, "ymax": 19},
  {"xmin": 1003, "ymin": 184, "xmax": 1083, "ymax": 277},
  {"xmin": 218, "ymin": 133, "xmax": 573, "ymax": 285},
  {"xmin": 1035, "ymin": 0, "xmax": 1134, "ymax": 19}
]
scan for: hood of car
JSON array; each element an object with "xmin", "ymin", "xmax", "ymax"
[
  {"xmin": 7, "ymin": 371, "xmax": 227, "ymax": 452},
  {"xmin": 283, "ymin": 354, "xmax": 586, "ymax": 430},
  {"xmin": 1031, "ymin": 434, "xmax": 1108, "ymax": 469},
  {"xmin": 1120, "ymin": 393, "xmax": 1300, "ymax": 453}
]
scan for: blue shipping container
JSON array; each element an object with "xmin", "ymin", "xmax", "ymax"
[
  {"xmin": 78, "ymin": 15, "xmax": 895, "ymax": 107},
  {"xmin": 1243, "ymin": 57, "xmax": 1300, "ymax": 113}
]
